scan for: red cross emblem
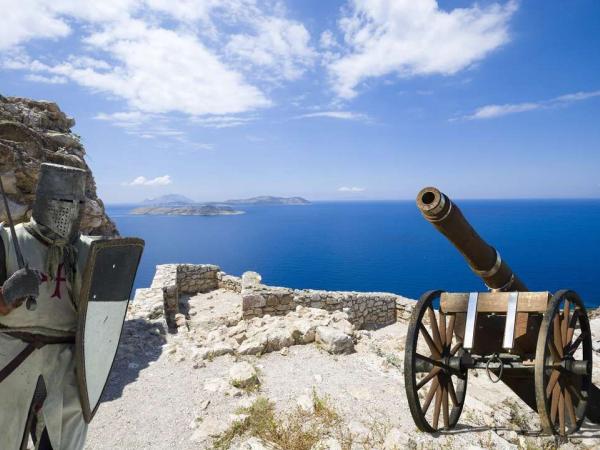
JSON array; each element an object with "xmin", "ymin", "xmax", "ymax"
[{"xmin": 40, "ymin": 263, "xmax": 67, "ymax": 299}]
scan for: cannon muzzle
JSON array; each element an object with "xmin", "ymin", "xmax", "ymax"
[{"xmin": 417, "ymin": 186, "xmax": 527, "ymax": 292}]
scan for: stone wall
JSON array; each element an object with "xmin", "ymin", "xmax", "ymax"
[
  {"xmin": 135, "ymin": 264, "xmax": 242, "ymax": 328},
  {"xmin": 136, "ymin": 263, "xmax": 413, "ymax": 330},
  {"xmin": 241, "ymin": 282, "xmax": 413, "ymax": 329}
]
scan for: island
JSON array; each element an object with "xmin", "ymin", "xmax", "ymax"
[
  {"xmin": 141, "ymin": 194, "xmax": 195, "ymax": 205},
  {"xmin": 224, "ymin": 196, "xmax": 310, "ymax": 205},
  {"xmin": 130, "ymin": 204, "xmax": 244, "ymax": 216}
]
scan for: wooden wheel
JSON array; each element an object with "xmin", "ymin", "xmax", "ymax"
[
  {"xmin": 535, "ymin": 290, "xmax": 592, "ymax": 436},
  {"xmin": 404, "ymin": 290, "xmax": 468, "ymax": 432}
]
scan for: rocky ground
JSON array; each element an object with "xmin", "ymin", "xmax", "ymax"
[{"xmin": 85, "ymin": 290, "xmax": 600, "ymax": 450}]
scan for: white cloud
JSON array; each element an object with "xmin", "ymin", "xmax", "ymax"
[
  {"xmin": 95, "ymin": 111, "xmax": 147, "ymax": 126},
  {"xmin": 25, "ymin": 74, "xmax": 68, "ymax": 84},
  {"xmin": 462, "ymin": 90, "xmax": 600, "ymax": 120},
  {"xmin": 327, "ymin": 0, "xmax": 517, "ymax": 98},
  {"xmin": 1, "ymin": 1, "xmax": 71, "ymax": 50},
  {"xmin": 296, "ymin": 111, "xmax": 369, "ymax": 121},
  {"xmin": 338, "ymin": 186, "xmax": 365, "ymax": 192},
  {"xmin": 226, "ymin": 14, "xmax": 316, "ymax": 81},
  {"xmin": 52, "ymin": 21, "xmax": 270, "ymax": 115},
  {"xmin": 125, "ymin": 175, "xmax": 172, "ymax": 186},
  {"xmin": 319, "ymin": 31, "xmax": 338, "ymax": 49},
  {"xmin": 1, "ymin": 0, "xmax": 313, "ymax": 117},
  {"xmin": 190, "ymin": 115, "xmax": 256, "ymax": 128}
]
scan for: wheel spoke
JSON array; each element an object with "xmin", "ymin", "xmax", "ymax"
[
  {"xmin": 553, "ymin": 315, "xmax": 564, "ymax": 357},
  {"xmin": 442, "ymin": 383, "xmax": 450, "ymax": 429},
  {"xmin": 415, "ymin": 353, "xmax": 449, "ymax": 370},
  {"xmin": 417, "ymin": 366, "xmax": 442, "ymax": 390},
  {"xmin": 567, "ymin": 333, "xmax": 585, "ymax": 355},
  {"xmin": 561, "ymin": 300, "xmax": 570, "ymax": 346},
  {"xmin": 439, "ymin": 312, "xmax": 447, "ymax": 347},
  {"xmin": 422, "ymin": 378, "xmax": 439, "ymax": 414},
  {"xmin": 550, "ymin": 383, "xmax": 560, "ymax": 424},
  {"xmin": 564, "ymin": 387, "xmax": 577, "ymax": 427},
  {"xmin": 427, "ymin": 307, "xmax": 444, "ymax": 354},
  {"xmin": 565, "ymin": 310, "xmax": 579, "ymax": 345},
  {"xmin": 450, "ymin": 341, "xmax": 463, "ymax": 356},
  {"xmin": 558, "ymin": 389, "xmax": 565, "ymax": 435},
  {"xmin": 566, "ymin": 379, "xmax": 584, "ymax": 402},
  {"xmin": 419, "ymin": 324, "xmax": 442, "ymax": 358},
  {"xmin": 446, "ymin": 315, "xmax": 456, "ymax": 348},
  {"xmin": 432, "ymin": 384, "xmax": 442, "ymax": 429},
  {"xmin": 447, "ymin": 377, "xmax": 459, "ymax": 406},
  {"xmin": 546, "ymin": 369, "xmax": 560, "ymax": 398},
  {"xmin": 548, "ymin": 340, "xmax": 561, "ymax": 363}
]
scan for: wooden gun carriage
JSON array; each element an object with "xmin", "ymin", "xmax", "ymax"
[{"xmin": 404, "ymin": 187, "xmax": 595, "ymax": 436}]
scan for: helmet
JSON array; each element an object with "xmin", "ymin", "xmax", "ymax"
[{"xmin": 32, "ymin": 163, "xmax": 86, "ymax": 240}]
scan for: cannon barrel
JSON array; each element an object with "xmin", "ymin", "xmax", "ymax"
[{"xmin": 416, "ymin": 186, "xmax": 527, "ymax": 292}]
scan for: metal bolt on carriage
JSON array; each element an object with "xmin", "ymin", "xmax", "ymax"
[{"xmin": 404, "ymin": 187, "xmax": 597, "ymax": 436}]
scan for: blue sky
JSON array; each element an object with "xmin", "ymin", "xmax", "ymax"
[{"xmin": 1, "ymin": 0, "xmax": 599, "ymax": 203}]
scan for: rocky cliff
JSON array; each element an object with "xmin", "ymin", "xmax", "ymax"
[{"xmin": 0, "ymin": 95, "xmax": 116, "ymax": 235}]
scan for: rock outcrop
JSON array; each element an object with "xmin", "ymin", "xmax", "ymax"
[{"xmin": 0, "ymin": 95, "xmax": 116, "ymax": 235}]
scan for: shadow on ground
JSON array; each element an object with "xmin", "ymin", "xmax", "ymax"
[{"xmin": 99, "ymin": 319, "xmax": 167, "ymax": 403}]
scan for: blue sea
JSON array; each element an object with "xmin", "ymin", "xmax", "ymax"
[{"xmin": 106, "ymin": 201, "xmax": 600, "ymax": 308}]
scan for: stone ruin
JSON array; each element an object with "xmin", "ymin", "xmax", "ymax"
[{"xmin": 134, "ymin": 263, "xmax": 415, "ymax": 331}]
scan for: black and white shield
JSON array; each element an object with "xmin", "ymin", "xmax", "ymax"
[{"xmin": 76, "ymin": 237, "xmax": 144, "ymax": 422}]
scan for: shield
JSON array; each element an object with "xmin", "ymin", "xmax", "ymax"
[{"xmin": 76, "ymin": 237, "xmax": 144, "ymax": 422}]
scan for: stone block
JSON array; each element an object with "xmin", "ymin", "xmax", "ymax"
[{"xmin": 242, "ymin": 293, "xmax": 266, "ymax": 310}]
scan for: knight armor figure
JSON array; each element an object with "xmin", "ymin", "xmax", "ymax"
[{"xmin": 0, "ymin": 163, "xmax": 97, "ymax": 449}]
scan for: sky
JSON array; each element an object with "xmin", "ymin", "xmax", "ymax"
[{"xmin": 1, "ymin": 0, "xmax": 599, "ymax": 203}]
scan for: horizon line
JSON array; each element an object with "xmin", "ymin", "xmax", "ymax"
[{"xmin": 105, "ymin": 196, "xmax": 600, "ymax": 205}]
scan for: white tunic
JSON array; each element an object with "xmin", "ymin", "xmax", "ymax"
[{"xmin": 0, "ymin": 222, "xmax": 95, "ymax": 450}]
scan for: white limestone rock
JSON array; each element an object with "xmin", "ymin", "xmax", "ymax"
[
  {"xmin": 265, "ymin": 328, "xmax": 294, "ymax": 352},
  {"xmin": 311, "ymin": 438, "xmax": 342, "ymax": 450},
  {"xmin": 238, "ymin": 338, "xmax": 266, "ymax": 356},
  {"xmin": 296, "ymin": 394, "xmax": 314, "ymax": 414},
  {"xmin": 230, "ymin": 437, "xmax": 281, "ymax": 450},
  {"xmin": 315, "ymin": 326, "xmax": 354, "ymax": 354},
  {"xmin": 229, "ymin": 362, "xmax": 259, "ymax": 389},
  {"xmin": 189, "ymin": 416, "xmax": 231, "ymax": 443}
]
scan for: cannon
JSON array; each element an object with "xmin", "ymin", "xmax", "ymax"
[{"xmin": 404, "ymin": 187, "xmax": 596, "ymax": 436}]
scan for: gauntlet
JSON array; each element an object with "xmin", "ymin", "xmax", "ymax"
[{"xmin": 1, "ymin": 267, "xmax": 42, "ymax": 305}]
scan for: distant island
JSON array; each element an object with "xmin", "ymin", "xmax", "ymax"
[
  {"xmin": 224, "ymin": 196, "xmax": 310, "ymax": 205},
  {"xmin": 141, "ymin": 194, "xmax": 195, "ymax": 205},
  {"xmin": 131, "ymin": 195, "xmax": 310, "ymax": 216},
  {"xmin": 130, "ymin": 204, "xmax": 244, "ymax": 216}
]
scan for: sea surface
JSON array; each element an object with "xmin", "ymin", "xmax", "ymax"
[{"xmin": 106, "ymin": 200, "xmax": 600, "ymax": 308}]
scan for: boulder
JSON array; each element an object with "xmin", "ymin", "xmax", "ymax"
[
  {"xmin": 238, "ymin": 337, "xmax": 266, "ymax": 356},
  {"xmin": 296, "ymin": 394, "xmax": 314, "ymax": 414},
  {"xmin": 229, "ymin": 362, "xmax": 259, "ymax": 389},
  {"xmin": 265, "ymin": 328, "xmax": 294, "ymax": 352},
  {"xmin": 315, "ymin": 326, "xmax": 354, "ymax": 354},
  {"xmin": 189, "ymin": 416, "xmax": 231, "ymax": 443}
]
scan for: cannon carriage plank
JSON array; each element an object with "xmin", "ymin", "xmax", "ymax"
[{"xmin": 440, "ymin": 292, "xmax": 551, "ymax": 314}]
